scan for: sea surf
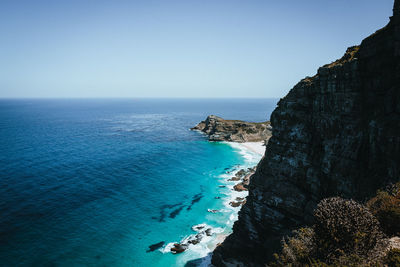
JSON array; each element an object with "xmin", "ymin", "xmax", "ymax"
[{"xmin": 0, "ymin": 98, "xmax": 276, "ymax": 266}]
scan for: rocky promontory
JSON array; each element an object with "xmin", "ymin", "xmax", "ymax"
[
  {"xmin": 191, "ymin": 115, "xmax": 272, "ymax": 143},
  {"xmin": 212, "ymin": 1, "xmax": 400, "ymax": 266}
]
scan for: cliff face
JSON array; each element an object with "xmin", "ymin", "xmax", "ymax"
[
  {"xmin": 192, "ymin": 115, "xmax": 272, "ymax": 143},
  {"xmin": 213, "ymin": 2, "xmax": 400, "ymax": 266}
]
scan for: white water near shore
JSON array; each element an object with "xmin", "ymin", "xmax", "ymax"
[
  {"xmin": 1, "ymin": 99, "xmax": 279, "ymax": 267},
  {"xmin": 162, "ymin": 141, "xmax": 264, "ymax": 266},
  {"xmin": 240, "ymin": 142, "xmax": 266, "ymax": 156}
]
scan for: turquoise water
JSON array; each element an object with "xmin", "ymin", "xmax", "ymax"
[{"xmin": 0, "ymin": 99, "xmax": 277, "ymax": 266}]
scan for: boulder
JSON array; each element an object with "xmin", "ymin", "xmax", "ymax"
[
  {"xmin": 233, "ymin": 183, "xmax": 247, "ymax": 192},
  {"xmin": 171, "ymin": 243, "xmax": 186, "ymax": 254}
]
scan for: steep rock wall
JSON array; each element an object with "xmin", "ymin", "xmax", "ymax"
[{"xmin": 212, "ymin": 2, "xmax": 400, "ymax": 266}]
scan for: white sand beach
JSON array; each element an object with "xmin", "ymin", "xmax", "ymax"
[{"xmin": 240, "ymin": 142, "xmax": 266, "ymax": 156}]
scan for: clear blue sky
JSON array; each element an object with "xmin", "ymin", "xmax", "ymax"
[{"xmin": 0, "ymin": 0, "xmax": 394, "ymax": 98}]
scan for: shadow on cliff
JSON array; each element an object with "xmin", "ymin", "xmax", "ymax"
[
  {"xmin": 184, "ymin": 252, "xmax": 213, "ymax": 267},
  {"xmin": 212, "ymin": 0, "xmax": 400, "ymax": 265}
]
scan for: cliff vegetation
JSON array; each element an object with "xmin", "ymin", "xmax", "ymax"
[{"xmin": 270, "ymin": 183, "xmax": 400, "ymax": 266}]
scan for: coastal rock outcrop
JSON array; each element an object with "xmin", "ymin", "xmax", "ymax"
[
  {"xmin": 167, "ymin": 224, "xmax": 214, "ymax": 254},
  {"xmin": 171, "ymin": 243, "xmax": 186, "ymax": 254},
  {"xmin": 191, "ymin": 115, "xmax": 272, "ymax": 143},
  {"xmin": 212, "ymin": 1, "xmax": 400, "ymax": 266}
]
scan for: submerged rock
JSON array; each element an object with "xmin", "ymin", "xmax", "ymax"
[
  {"xmin": 146, "ymin": 241, "xmax": 165, "ymax": 252},
  {"xmin": 207, "ymin": 209, "xmax": 219, "ymax": 213}
]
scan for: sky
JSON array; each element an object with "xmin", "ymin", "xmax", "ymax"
[{"xmin": 0, "ymin": 0, "xmax": 395, "ymax": 98}]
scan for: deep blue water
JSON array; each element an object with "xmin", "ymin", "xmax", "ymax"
[{"xmin": 0, "ymin": 99, "xmax": 277, "ymax": 267}]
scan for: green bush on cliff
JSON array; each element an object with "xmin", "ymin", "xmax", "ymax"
[
  {"xmin": 385, "ymin": 248, "xmax": 400, "ymax": 267},
  {"xmin": 367, "ymin": 183, "xmax": 400, "ymax": 237},
  {"xmin": 313, "ymin": 197, "xmax": 384, "ymax": 263},
  {"xmin": 270, "ymin": 227, "xmax": 315, "ymax": 266},
  {"xmin": 270, "ymin": 197, "xmax": 388, "ymax": 267}
]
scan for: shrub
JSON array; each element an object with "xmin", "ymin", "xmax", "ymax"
[
  {"xmin": 270, "ymin": 197, "xmax": 389, "ymax": 266},
  {"xmin": 270, "ymin": 227, "xmax": 315, "ymax": 266},
  {"xmin": 313, "ymin": 197, "xmax": 385, "ymax": 263},
  {"xmin": 385, "ymin": 248, "xmax": 400, "ymax": 267},
  {"xmin": 367, "ymin": 183, "xmax": 400, "ymax": 237}
]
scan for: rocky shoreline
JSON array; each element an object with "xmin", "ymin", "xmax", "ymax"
[
  {"xmin": 191, "ymin": 115, "xmax": 272, "ymax": 143},
  {"xmin": 229, "ymin": 167, "xmax": 255, "ymax": 195},
  {"xmin": 164, "ymin": 166, "xmax": 257, "ymax": 255},
  {"xmin": 156, "ymin": 119, "xmax": 266, "ymax": 260},
  {"xmin": 168, "ymin": 224, "xmax": 215, "ymax": 254}
]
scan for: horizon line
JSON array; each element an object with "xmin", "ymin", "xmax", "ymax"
[{"xmin": 0, "ymin": 96, "xmax": 281, "ymax": 100}]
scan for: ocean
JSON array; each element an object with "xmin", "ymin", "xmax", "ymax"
[{"xmin": 0, "ymin": 98, "xmax": 277, "ymax": 267}]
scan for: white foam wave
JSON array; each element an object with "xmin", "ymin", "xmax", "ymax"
[
  {"xmin": 163, "ymin": 142, "xmax": 263, "ymax": 265},
  {"xmin": 224, "ymin": 142, "xmax": 262, "ymax": 165},
  {"xmin": 161, "ymin": 242, "xmax": 176, "ymax": 254}
]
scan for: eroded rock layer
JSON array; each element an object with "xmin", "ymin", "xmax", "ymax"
[{"xmin": 212, "ymin": 2, "xmax": 400, "ymax": 266}]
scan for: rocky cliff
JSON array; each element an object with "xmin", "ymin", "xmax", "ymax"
[
  {"xmin": 192, "ymin": 115, "xmax": 272, "ymax": 143},
  {"xmin": 212, "ymin": 1, "xmax": 400, "ymax": 266}
]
